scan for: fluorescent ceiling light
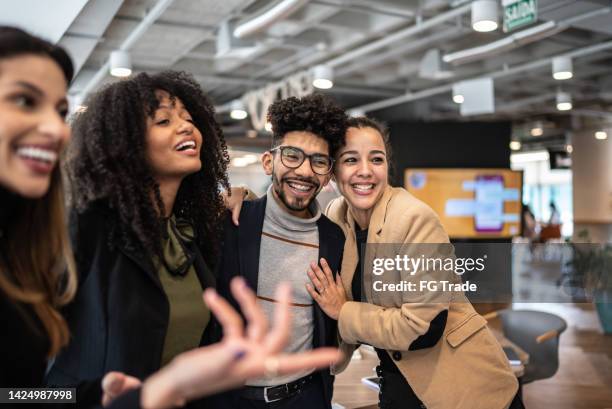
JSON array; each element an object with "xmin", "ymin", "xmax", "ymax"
[{"xmin": 472, "ymin": 0, "xmax": 498, "ymax": 32}]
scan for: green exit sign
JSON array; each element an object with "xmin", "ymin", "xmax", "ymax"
[{"xmin": 503, "ymin": 0, "xmax": 538, "ymax": 32}]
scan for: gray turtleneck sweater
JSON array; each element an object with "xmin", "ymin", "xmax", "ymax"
[{"xmin": 247, "ymin": 186, "xmax": 321, "ymax": 386}]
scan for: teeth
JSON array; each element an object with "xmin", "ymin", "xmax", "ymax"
[
  {"xmin": 352, "ymin": 184, "xmax": 374, "ymax": 191},
  {"xmin": 176, "ymin": 140, "xmax": 196, "ymax": 151},
  {"xmin": 16, "ymin": 147, "xmax": 58, "ymax": 163},
  {"xmin": 287, "ymin": 181, "xmax": 313, "ymax": 191}
]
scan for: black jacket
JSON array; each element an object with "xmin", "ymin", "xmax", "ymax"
[
  {"xmin": 216, "ymin": 196, "xmax": 345, "ymax": 408},
  {"xmin": 47, "ymin": 202, "xmax": 217, "ymax": 389},
  {"xmin": 0, "ymin": 191, "xmax": 142, "ymax": 409}
]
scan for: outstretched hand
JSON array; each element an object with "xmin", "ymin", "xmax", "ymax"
[{"xmin": 138, "ymin": 277, "xmax": 339, "ymax": 409}]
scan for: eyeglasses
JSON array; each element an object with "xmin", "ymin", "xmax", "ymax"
[{"xmin": 270, "ymin": 146, "xmax": 334, "ymax": 175}]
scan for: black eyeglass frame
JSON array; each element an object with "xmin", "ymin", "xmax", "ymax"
[{"xmin": 269, "ymin": 146, "xmax": 334, "ymax": 175}]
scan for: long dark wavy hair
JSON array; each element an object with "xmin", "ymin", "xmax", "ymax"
[{"xmin": 66, "ymin": 71, "xmax": 230, "ymax": 266}]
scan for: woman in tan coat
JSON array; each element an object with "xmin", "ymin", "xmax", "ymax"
[{"xmin": 304, "ymin": 117, "xmax": 523, "ymax": 409}]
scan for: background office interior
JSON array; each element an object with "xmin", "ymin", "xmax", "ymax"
[{"xmin": 3, "ymin": 0, "xmax": 611, "ymax": 408}]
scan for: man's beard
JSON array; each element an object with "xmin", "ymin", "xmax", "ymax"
[{"xmin": 272, "ymin": 173, "xmax": 320, "ymax": 212}]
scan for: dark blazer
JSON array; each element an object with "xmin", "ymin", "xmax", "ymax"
[
  {"xmin": 47, "ymin": 202, "xmax": 217, "ymax": 389},
  {"xmin": 216, "ymin": 196, "xmax": 345, "ymax": 408},
  {"xmin": 1, "ymin": 291, "xmax": 144, "ymax": 409}
]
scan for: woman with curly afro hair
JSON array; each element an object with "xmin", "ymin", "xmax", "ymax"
[{"xmin": 47, "ymin": 71, "xmax": 231, "ymax": 392}]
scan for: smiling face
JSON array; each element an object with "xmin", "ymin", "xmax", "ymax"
[
  {"xmin": 334, "ymin": 126, "xmax": 388, "ymax": 226},
  {"xmin": 0, "ymin": 54, "xmax": 69, "ymax": 198},
  {"xmin": 262, "ymin": 131, "xmax": 332, "ymax": 218},
  {"xmin": 145, "ymin": 90, "xmax": 203, "ymax": 182}
]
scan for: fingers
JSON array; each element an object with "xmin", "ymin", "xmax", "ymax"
[
  {"xmin": 319, "ymin": 258, "xmax": 335, "ymax": 285},
  {"xmin": 310, "ymin": 261, "xmax": 329, "ymax": 289},
  {"xmin": 274, "ymin": 348, "xmax": 341, "ymax": 376},
  {"xmin": 265, "ymin": 282, "xmax": 291, "ymax": 353},
  {"xmin": 307, "ymin": 267, "xmax": 324, "ymax": 292},
  {"xmin": 335, "ymin": 272, "xmax": 346, "ymax": 295},
  {"xmin": 101, "ymin": 372, "xmax": 125, "ymax": 406},
  {"xmin": 231, "ymin": 200, "xmax": 242, "ymax": 226},
  {"xmin": 101, "ymin": 372, "xmax": 141, "ymax": 407},
  {"xmin": 102, "ymin": 371, "xmax": 125, "ymax": 395},
  {"xmin": 203, "ymin": 286, "xmax": 244, "ymax": 339},
  {"xmin": 231, "ymin": 277, "xmax": 267, "ymax": 342},
  {"xmin": 225, "ymin": 187, "xmax": 245, "ymax": 226},
  {"xmin": 305, "ymin": 283, "xmax": 322, "ymax": 303}
]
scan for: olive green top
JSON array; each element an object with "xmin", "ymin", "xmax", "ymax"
[{"xmin": 157, "ymin": 215, "xmax": 210, "ymax": 366}]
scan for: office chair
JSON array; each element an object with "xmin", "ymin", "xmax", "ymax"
[{"xmin": 485, "ymin": 309, "xmax": 567, "ymax": 384}]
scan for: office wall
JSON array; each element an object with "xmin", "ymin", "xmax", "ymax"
[
  {"xmin": 385, "ymin": 120, "xmax": 512, "ymax": 186},
  {"xmin": 572, "ymin": 128, "xmax": 612, "ymax": 242}
]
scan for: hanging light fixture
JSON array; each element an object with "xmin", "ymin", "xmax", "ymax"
[
  {"xmin": 472, "ymin": 0, "xmax": 498, "ymax": 32},
  {"xmin": 556, "ymin": 91, "xmax": 572, "ymax": 111},
  {"xmin": 312, "ymin": 65, "xmax": 334, "ymax": 89},
  {"xmin": 230, "ymin": 100, "xmax": 248, "ymax": 120},
  {"xmin": 530, "ymin": 121, "xmax": 543, "ymax": 136},
  {"xmin": 595, "ymin": 131, "xmax": 608, "ymax": 140},
  {"xmin": 109, "ymin": 50, "xmax": 132, "ymax": 77},
  {"xmin": 452, "ymin": 83, "xmax": 464, "ymax": 104},
  {"xmin": 552, "ymin": 56, "xmax": 573, "ymax": 80}
]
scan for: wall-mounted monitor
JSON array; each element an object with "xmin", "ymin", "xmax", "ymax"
[{"xmin": 405, "ymin": 168, "xmax": 523, "ymax": 239}]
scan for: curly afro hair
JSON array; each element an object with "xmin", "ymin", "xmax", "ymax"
[
  {"xmin": 66, "ymin": 71, "xmax": 230, "ymax": 265},
  {"xmin": 267, "ymin": 93, "xmax": 348, "ymax": 157}
]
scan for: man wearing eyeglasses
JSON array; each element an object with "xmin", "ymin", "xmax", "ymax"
[{"xmin": 210, "ymin": 94, "xmax": 348, "ymax": 409}]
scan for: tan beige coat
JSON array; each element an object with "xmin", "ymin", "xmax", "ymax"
[{"xmin": 326, "ymin": 186, "xmax": 518, "ymax": 409}]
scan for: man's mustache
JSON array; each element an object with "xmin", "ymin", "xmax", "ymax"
[{"xmin": 282, "ymin": 176, "xmax": 320, "ymax": 190}]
